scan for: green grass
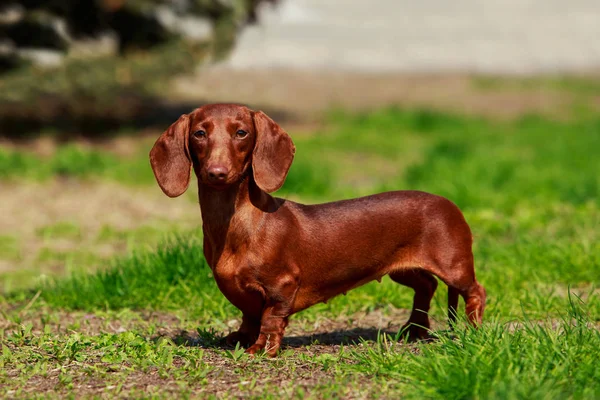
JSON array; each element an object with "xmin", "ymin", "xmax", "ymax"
[
  {"xmin": 1, "ymin": 222, "xmax": 198, "ymax": 294},
  {"xmin": 0, "ymin": 235, "xmax": 20, "ymax": 261},
  {"xmin": 35, "ymin": 232, "xmax": 236, "ymax": 319},
  {"xmin": 2, "ymin": 106, "xmax": 600, "ymax": 397},
  {"xmin": 36, "ymin": 222, "xmax": 82, "ymax": 240},
  {"xmin": 342, "ymin": 298, "xmax": 600, "ymax": 400},
  {"xmin": 0, "ymin": 143, "xmax": 156, "ymax": 185},
  {"xmin": 1, "ymin": 299, "xmax": 598, "ymax": 398}
]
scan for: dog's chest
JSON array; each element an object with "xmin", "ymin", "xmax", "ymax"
[{"xmin": 212, "ymin": 254, "xmax": 265, "ymax": 314}]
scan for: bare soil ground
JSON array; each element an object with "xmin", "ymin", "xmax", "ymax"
[
  {"xmin": 0, "ymin": 180, "xmax": 200, "ymax": 282},
  {"xmin": 174, "ymin": 69, "xmax": 598, "ymax": 121},
  {"xmin": 1, "ymin": 306, "xmax": 419, "ymax": 399},
  {"xmin": 1, "ymin": 305, "xmax": 416, "ymax": 342}
]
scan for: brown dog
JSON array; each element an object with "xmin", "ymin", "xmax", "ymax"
[{"xmin": 150, "ymin": 103, "xmax": 486, "ymax": 356}]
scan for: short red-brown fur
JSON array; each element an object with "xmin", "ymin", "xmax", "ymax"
[{"xmin": 150, "ymin": 104, "xmax": 486, "ymax": 356}]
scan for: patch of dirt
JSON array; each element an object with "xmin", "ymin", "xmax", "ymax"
[
  {"xmin": 0, "ymin": 180, "xmax": 199, "ymax": 237},
  {"xmin": 7, "ymin": 357, "xmax": 377, "ymax": 399},
  {"xmin": 0, "ymin": 180, "xmax": 200, "ymax": 277},
  {"xmin": 0, "ymin": 306, "xmax": 184, "ymax": 336},
  {"xmin": 0, "ymin": 306, "xmax": 420, "ymax": 398},
  {"xmin": 1, "ymin": 305, "xmax": 419, "ymax": 346},
  {"xmin": 144, "ymin": 308, "xmax": 422, "ymax": 358},
  {"xmin": 174, "ymin": 69, "xmax": 595, "ymax": 121}
]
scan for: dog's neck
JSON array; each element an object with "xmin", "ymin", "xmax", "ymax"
[{"xmin": 198, "ymin": 174, "xmax": 281, "ymax": 265}]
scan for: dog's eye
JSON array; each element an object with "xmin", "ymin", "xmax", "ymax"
[
  {"xmin": 236, "ymin": 130, "xmax": 248, "ymax": 138},
  {"xmin": 194, "ymin": 130, "xmax": 206, "ymax": 138}
]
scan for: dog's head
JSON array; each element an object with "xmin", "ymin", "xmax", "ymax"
[{"xmin": 150, "ymin": 104, "xmax": 295, "ymax": 196}]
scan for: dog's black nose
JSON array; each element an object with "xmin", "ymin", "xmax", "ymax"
[{"xmin": 207, "ymin": 166, "xmax": 228, "ymax": 182}]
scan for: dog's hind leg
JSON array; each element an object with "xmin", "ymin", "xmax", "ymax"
[
  {"xmin": 448, "ymin": 286, "xmax": 460, "ymax": 326},
  {"xmin": 389, "ymin": 269, "xmax": 438, "ymax": 340}
]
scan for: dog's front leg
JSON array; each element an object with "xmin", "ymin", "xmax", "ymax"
[
  {"xmin": 246, "ymin": 305, "xmax": 290, "ymax": 357},
  {"xmin": 224, "ymin": 314, "xmax": 261, "ymax": 347},
  {"xmin": 245, "ymin": 275, "xmax": 298, "ymax": 357}
]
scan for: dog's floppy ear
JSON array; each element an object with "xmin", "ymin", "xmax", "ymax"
[
  {"xmin": 150, "ymin": 114, "xmax": 192, "ymax": 197},
  {"xmin": 252, "ymin": 111, "xmax": 296, "ymax": 193}
]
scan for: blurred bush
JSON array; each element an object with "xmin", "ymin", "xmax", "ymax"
[
  {"xmin": 0, "ymin": 0, "xmax": 276, "ymax": 68},
  {"xmin": 0, "ymin": 0, "xmax": 278, "ymax": 139}
]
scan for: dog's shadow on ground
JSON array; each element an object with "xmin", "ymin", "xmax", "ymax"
[
  {"xmin": 161, "ymin": 327, "xmax": 422, "ymax": 350},
  {"xmin": 284, "ymin": 327, "xmax": 402, "ymax": 347}
]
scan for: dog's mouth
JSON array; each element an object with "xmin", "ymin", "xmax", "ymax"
[{"xmin": 206, "ymin": 182, "xmax": 230, "ymax": 191}]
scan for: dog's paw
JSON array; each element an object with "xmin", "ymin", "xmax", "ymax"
[
  {"xmin": 245, "ymin": 343, "xmax": 279, "ymax": 357},
  {"xmin": 223, "ymin": 330, "xmax": 256, "ymax": 348},
  {"xmin": 245, "ymin": 343, "xmax": 264, "ymax": 355},
  {"xmin": 399, "ymin": 323, "xmax": 432, "ymax": 342}
]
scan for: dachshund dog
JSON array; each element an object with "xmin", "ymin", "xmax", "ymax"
[{"xmin": 150, "ymin": 104, "xmax": 486, "ymax": 356}]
